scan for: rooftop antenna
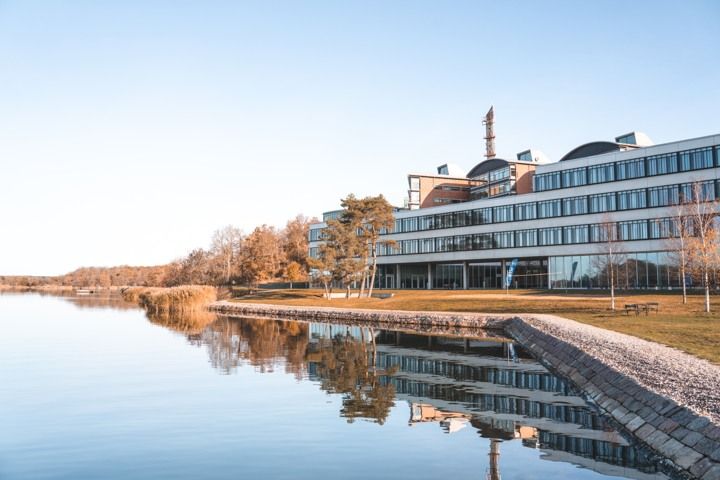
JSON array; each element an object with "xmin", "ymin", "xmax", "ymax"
[{"xmin": 483, "ymin": 106, "xmax": 496, "ymax": 159}]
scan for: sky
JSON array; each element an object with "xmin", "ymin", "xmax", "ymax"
[{"xmin": 1, "ymin": 0, "xmax": 718, "ymax": 276}]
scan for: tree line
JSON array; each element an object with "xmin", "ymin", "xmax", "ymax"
[{"xmin": 0, "ymin": 214, "xmax": 316, "ymax": 289}]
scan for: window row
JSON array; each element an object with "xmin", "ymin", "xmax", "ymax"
[
  {"xmin": 533, "ymin": 146, "xmax": 718, "ymax": 192},
  {"xmin": 380, "ymin": 216, "xmax": 687, "ymax": 256},
  {"xmin": 384, "ymin": 179, "xmax": 718, "ymax": 235}
]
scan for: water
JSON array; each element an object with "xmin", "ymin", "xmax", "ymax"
[{"xmin": 0, "ymin": 293, "xmax": 670, "ymax": 480}]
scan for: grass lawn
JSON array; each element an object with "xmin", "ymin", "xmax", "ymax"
[{"xmin": 230, "ymin": 288, "xmax": 720, "ymax": 364}]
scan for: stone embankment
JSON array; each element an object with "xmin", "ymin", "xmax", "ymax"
[
  {"xmin": 210, "ymin": 301, "xmax": 720, "ymax": 479},
  {"xmin": 210, "ymin": 301, "xmax": 509, "ymax": 337}
]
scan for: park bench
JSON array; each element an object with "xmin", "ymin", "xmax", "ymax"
[
  {"xmin": 624, "ymin": 304, "xmax": 639, "ymax": 315},
  {"xmin": 624, "ymin": 302, "xmax": 659, "ymax": 316}
]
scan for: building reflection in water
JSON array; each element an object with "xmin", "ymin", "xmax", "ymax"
[{"xmin": 171, "ymin": 315, "xmax": 666, "ymax": 480}]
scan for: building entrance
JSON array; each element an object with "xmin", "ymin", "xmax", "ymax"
[{"xmin": 410, "ymin": 274, "xmax": 425, "ymax": 289}]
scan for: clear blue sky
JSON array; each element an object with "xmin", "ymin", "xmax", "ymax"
[{"xmin": 1, "ymin": 0, "xmax": 718, "ymax": 276}]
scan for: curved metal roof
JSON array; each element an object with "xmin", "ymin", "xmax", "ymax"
[
  {"xmin": 467, "ymin": 158, "xmax": 509, "ymax": 178},
  {"xmin": 560, "ymin": 141, "xmax": 623, "ymax": 161}
]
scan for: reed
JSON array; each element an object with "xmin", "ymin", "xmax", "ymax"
[{"xmin": 122, "ymin": 285, "xmax": 217, "ymax": 313}]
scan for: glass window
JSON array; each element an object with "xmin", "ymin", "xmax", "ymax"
[
  {"xmin": 563, "ymin": 225, "xmax": 589, "ymax": 244},
  {"xmin": 420, "ymin": 238, "xmax": 434, "ymax": 253},
  {"xmin": 533, "ymin": 172, "xmax": 561, "ymax": 191},
  {"xmin": 648, "ymin": 185, "xmax": 679, "ymax": 207},
  {"xmin": 680, "ymin": 180, "xmax": 715, "ymax": 203},
  {"xmin": 616, "ymin": 158, "xmax": 645, "ymax": 180},
  {"xmin": 680, "ymin": 147, "xmax": 713, "ymax": 171},
  {"xmin": 589, "ymin": 193, "xmax": 616, "ymax": 213},
  {"xmin": 515, "ymin": 202, "xmax": 537, "ymax": 221},
  {"xmin": 561, "ymin": 167, "xmax": 587, "ymax": 188},
  {"xmin": 649, "ymin": 218, "xmax": 677, "ymax": 239},
  {"xmin": 473, "ymin": 233, "xmax": 493, "ymax": 250},
  {"xmin": 515, "ymin": 229, "xmax": 537, "ymax": 247},
  {"xmin": 619, "ymin": 220, "xmax": 648, "ymax": 241},
  {"xmin": 489, "ymin": 180, "xmax": 513, "ymax": 197},
  {"xmin": 588, "ymin": 163, "xmax": 615, "ymax": 184},
  {"xmin": 493, "ymin": 231, "xmax": 514, "ymax": 248},
  {"xmin": 309, "ymin": 228, "xmax": 324, "ymax": 241},
  {"xmin": 537, "ymin": 199, "xmax": 562, "ymax": 218},
  {"xmin": 488, "ymin": 167, "xmax": 511, "ymax": 183},
  {"xmin": 493, "ymin": 205, "xmax": 514, "ymax": 223},
  {"xmin": 562, "ymin": 196, "xmax": 588, "ymax": 216},
  {"xmin": 647, "ymin": 153, "xmax": 678, "ymax": 176},
  {"xmin": 472, "ymin": 208, "xmax": 492, "ymax": 225},
  {"xmin": 419, "ymin": 215, "xmax": 434, "ymax": 230},
  {"xmin": 617, "ymin": 189, "xmax": 647, "ymax": 210},
  {"xmin": 434, "ymin": 264, "xmax": 463, "ymax": 289},
  {"xmin": 590, "ymin": 222, "xmax": 618, "ymax": 242},
  {"xmin": 409, "ymin": 177, "xmax": 420, "ymax": 190},
  {"xmin": 435, "ymin": 236, "xmax": 453, "ymax": 252},
  {"xmin": 539, "ymin": 227, "xmax": 563, "ymax": 246}
]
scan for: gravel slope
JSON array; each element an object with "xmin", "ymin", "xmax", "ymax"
[{"xmin": 521, "ymin": 314, "xmax": 720, "ymax": 424}]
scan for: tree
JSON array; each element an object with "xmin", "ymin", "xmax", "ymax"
[
  {"xmin": 666, "ymin": 200, "xmax": 694, "ymax": 304},
  {"xmin": 308, "ymin": 242, "xmax": 337, "ymax": 299},
  {"xmin": 339, "ymin": 194, "xmax": 396, "ymax": 298},
  {"xmin": 359, "ymin": 195, "xmax": 396, "ymax": 298},
  {"xmin": 282, "ymin": 215, "xmax": 314, "ymax": 271},
  {"xmin": 283, "ymin": 261, "xmax": 304, "ymax": 288},
  {"xmin": 240, "ymin": 225, "xmax": 283, "ymax": 288},
  {"xmin": 595, "ymin": 215, "xmax": 624, "ymax": 311},
  {"xmin": 323, "ymin": 218, "xmax": 365, "ymax": 298},
  {"xmin": 210, "ymin": 225, "xmax": 243, "ymax": 285},
  {"xmin": 165, "ymin": 249, "xmax": 213, "ymax": 286},
  {"xmin": 685, "ymin": 182, "xmax": 720, "ymax": 313}
]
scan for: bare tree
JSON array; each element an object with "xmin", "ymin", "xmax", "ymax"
[
  {"xmin": 685, "ymin": 182, "xmax": 720, "ymax": 313},
  {"xmin": 665, "ymin": 201, "xmax": 693, "ymax": 304},
  {"xmin": 595, "ymin": 215, "xmax": 624, "ymax": 311},
  {"xmin": 211, "ymin": 225, "xmax": 243, "ymax": 284}
]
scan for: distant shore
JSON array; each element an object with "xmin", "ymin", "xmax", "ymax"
[{"xmin": 0, "ymin": 285, "xmax": 121, "ymax": 293}]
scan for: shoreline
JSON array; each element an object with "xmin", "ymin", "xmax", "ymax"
[{"xmin": 210, "ymin": 300, "xmax": 720, "ymax": 479}]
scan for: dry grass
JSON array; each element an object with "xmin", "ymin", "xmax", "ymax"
[
  {"xmin": 122, "ymin": 286, "xmax": 217, "ymax": 313},
  {"xmin": 232, "ymin": 288, "xmax": 720, "ymax": 363}
]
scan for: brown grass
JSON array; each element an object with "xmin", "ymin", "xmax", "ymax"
[
  {"xmin": 122, "ymin": 286, "xmax": 217, "ymax": 314},
  {"xmin": 231, "ymin": 288, "xmax": 720, "ymax": 364}
]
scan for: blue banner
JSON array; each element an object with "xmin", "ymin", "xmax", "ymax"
[{"xmin": 505, "ymin": 258, "xmax": 519, "ymax": 288}]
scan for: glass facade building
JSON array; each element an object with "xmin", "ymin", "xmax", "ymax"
[{"xmin": 309, "ymin": 134, "xmax": 720, "ymax": 290}]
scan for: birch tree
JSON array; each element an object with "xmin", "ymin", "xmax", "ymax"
[
  {"xmin": 211, "ymin": 225, "xmax": 243, "ymax": 284},
  {"xmin": 595, "ymin": 216, "xmax": 624, "ymax": 311},
  {"xmin": 685, "ymin": 182, "xmax": 720, "ymax": 313}
]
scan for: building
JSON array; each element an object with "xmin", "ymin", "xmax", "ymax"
[{"xmin": 309, "ymin": 132, "xmax": 720, "ymax": 290}]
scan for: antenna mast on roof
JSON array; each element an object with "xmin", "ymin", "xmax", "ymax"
[{"xmin": 483, "ymin": 106, "xmax": 496, "ymax": 159}]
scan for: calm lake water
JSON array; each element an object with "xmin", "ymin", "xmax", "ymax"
[{"xmin": 0, "ymin": 293, "xmax": 670, "ymax": 480}]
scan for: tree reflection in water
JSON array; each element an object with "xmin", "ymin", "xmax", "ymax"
[
  {"xmin": 309, "ymin": 328, "xmax": 397, "ymax": 425},
  {"xmin": 183, "ymin": 315, "xmax": 396, "ymax": 424}
]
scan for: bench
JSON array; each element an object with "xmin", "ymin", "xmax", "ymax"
[
  {"xmin": 624, "ymin": 302, "xmax": 659, "ymax": 316},
  {"xmin": 624, "ymin": 304, "xmax": 639, "ymax": 315}
]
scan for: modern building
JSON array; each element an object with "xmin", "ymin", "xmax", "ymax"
[{"xmin": 309, "ymin": 132, "xmax": 720, "ymax": 290}]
